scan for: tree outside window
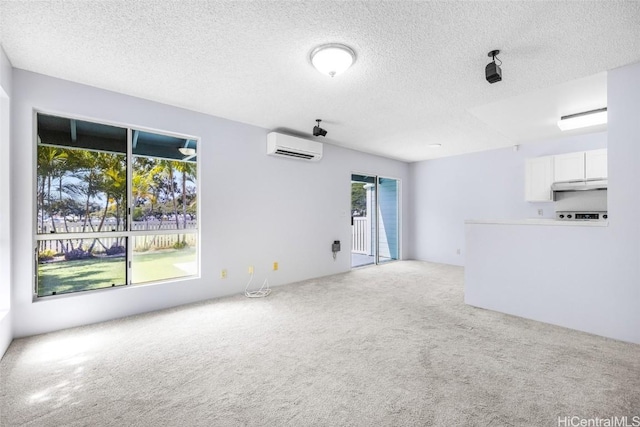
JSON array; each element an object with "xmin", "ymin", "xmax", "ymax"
[{"xmin": 36, "ymin": 114, "xmax": 198, "ymax": 297}]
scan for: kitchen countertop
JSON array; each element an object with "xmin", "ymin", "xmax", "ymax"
[{"xmin": 465, "ymin": 218, "xmax": 609, "ymax": 227}]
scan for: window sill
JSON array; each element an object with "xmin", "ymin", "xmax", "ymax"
[{"xmin": 32, "ymin": 274, "xmax": 200, "ymax": 302}]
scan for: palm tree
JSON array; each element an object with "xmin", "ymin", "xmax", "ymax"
[
  {"xmin": 86, "ymin": 154, "xmax": 126, "ymax": 253},
  {"xmin": 174, "ymin": 160, "xmax": 197, "ymax": 230},
  {"xmin": 37, "ymin": 146, "xmax": 68, "ymax": 232},
  {"xmin": 132, "ymin": 158, "xmax": 164, "ymax": 250},
  {"xmin": 158, "ymin": 160, "xmax": 180, "ymax": 229},
  {"xmin": 132, "ymin": 158, "xmax": 164, "ymax": 224},
  {"xmin": 69, "ymin": 150, "xmax": 101, "ymax": 233},
  {"xmin": 104, "ymin": 157, "xmax": 127, "ymax": 229}
]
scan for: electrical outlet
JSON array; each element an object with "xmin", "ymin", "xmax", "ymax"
[
  {"xmin": 538, "ymin": 209, "xmax": 544, "ymax": 216},
  {"xmin": 248, "ymin": 265, "xmax": 254, "ymax": 275},
  {"xmin": 456, "ymin": 249, "xmax": 461, "ymax": 255},
  {"xmin": 273, "ymin": 262, "xmax": 278, "ymax": 271},
  {"xmin": 221, "ymin": 269, "xmax": 227, "ymax": 279}
]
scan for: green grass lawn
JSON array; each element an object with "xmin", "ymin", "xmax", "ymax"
[{"xmin": 37, "ymin": 248, "xmax": 197, "ymax": 296}]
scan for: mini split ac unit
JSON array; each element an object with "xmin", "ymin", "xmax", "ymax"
[{"xmin": 266, "ymin": 132, "xmax": 323, "ymax": 161}]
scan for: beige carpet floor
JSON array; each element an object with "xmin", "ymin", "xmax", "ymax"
[{"xmin": 1, "ymin": 261, "xmax": 639, "ymax": 426}]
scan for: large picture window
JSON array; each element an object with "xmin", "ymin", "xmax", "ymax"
[{"xmin": 35, "ymin": 113, "xmax": 198, "ymax": 297}]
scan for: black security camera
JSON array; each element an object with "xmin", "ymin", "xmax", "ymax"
[
  {"xmin": 486, "ymin": 50, "xmax": 502, "ymax": 84},
  {"xmin": 486, "ymin": 61, "xmax": 502, "ymax": 84},
  {"xmin": 313, "ymin": 119, "xmax": 327, "ymax": 137}
]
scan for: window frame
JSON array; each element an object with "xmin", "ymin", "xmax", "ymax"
[
  {"xmin": 33, "ymin": 109, "xmax": 201, "ymax": 300},
  {"xmin": 0, "ymin": 91, "xmax": 10, "ymax": 311}
]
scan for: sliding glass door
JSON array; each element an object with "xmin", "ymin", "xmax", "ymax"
[
  {"xmin": 351, "ymin": 174, "xmax": 376, "ymax": 267},
  {"xmin": 377, "ymin": 177, "xmax": 399, "ymax": 263},
  {"xmin": 350, "ymin": 174, "xmax": 399, "ymax": 268}
]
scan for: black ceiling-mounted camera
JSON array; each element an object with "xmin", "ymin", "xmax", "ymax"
[
  {"xmin": 313, "ymin": 119, "xmax": 327, "ymax": 137},
  {"xmin": 486, "ymin": 49, "xmax": 502, "ymax": 84}
]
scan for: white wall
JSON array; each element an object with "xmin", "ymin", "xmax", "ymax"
[
  {"xmin": 606, "ymin": 60, "xmax": 640, "ymax": 342},
  {"xmin": 11, "ymin": 70, "xmax": 410, "ymax": 338},
  {"xmin": 464, "ymin": 60, "xmax": 640, "ymax": 344},
  {"xmin": 0, "ymin": 46, "xmax": 13, "ymax": 357},
  {"xmin": 409, "ymin": 132, "xmax": 607, "ymax": 265},
  {"xmin": 464, "ymin": 223, "xmax": 637, "ymax": 342}
]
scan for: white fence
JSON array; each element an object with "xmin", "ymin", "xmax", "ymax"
[
  {"xmin": 352, "ymin": 217, "xmax": 369, "ymax": 254},
  {"xmin": 38, "ymin": 220, "xmax": 197, "ymax": 234},
  {"xmin": 42, "ymin": 217, "xmax": 368, "ymax": 254},
  {"xmin": 38, "ymin": 221, "xmax": 197, "ymax": 253}
]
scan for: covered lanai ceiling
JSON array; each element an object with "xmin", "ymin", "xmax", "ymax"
[{"xmin": 1, "ymin": 1, "xmax": 639, "ymax": 162}]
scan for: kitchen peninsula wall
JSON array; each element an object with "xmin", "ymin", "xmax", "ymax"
[
  {"xmin": 464, "ymin": 60, "xmax": 640, "ymax": 344},
  {"xmin": 409, "ymin": 132, "xmax": 606, "ymax": 266}
]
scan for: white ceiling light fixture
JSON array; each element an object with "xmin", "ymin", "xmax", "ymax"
[
  {"xmin": 310, "ymin": 43, "xmax": 356, "ymax": 77},
  {"xmin": 428, "ymin": 143, "xmax": 442, "ymax": 148},
  {"xmin": 557, "ymin": 108, "xmax": 607, "ymax": 131},
  {"xmin": 178, "ymin": 147, "xmax": 196, "ymax": 156}
]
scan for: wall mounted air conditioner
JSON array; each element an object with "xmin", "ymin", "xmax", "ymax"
[{"xmin": 266, "ymin": 132, "xmax": 323, "ymax": 161}]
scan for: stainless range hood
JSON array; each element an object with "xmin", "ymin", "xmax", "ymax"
[{"xmin": 551, "ymin": 179, "xmax": 608, "ymax": 193}]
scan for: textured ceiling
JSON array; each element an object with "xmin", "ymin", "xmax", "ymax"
[
  {"xmin": 1, "ymin": 1, "xmax": 639, "ymax": 162},
  {"xmin": 469, "ymin": 72, "xmax": 608, "ymax": 144}
]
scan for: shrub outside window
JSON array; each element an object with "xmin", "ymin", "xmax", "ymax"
[{"xmin": 35, "ymin": 113, "xmax": 198, "ymax": 297}]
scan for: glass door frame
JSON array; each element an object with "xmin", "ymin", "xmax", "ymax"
[
  {"xmin": 350, "ymin": 171, "xmax": 401, "ymax": 268},
  {"xmin": 375, "ymin": 175, "xmax": 401, "ymax": 264}
]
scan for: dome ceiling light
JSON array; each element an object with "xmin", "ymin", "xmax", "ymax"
[
  {"xmin": 310, "ymin": 43, "xmax": 356, "ymax": 77},
  {"xmin": 178, "ymin": 147, "xmax": 196, "ymax": 156}
]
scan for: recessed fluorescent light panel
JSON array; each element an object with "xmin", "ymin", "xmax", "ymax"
[{"xmin": 557, "ymin": 108, "xmax": 607, "ymax": 131}]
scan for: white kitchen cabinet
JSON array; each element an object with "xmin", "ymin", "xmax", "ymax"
[
  {"xmin": 585, "ymin": 149, "xmax": 608, "ymax": 179},
  {"xmin": 525, "ymin": 149, "xmax": 607, "ymax": 202},
  {"xmin": 525, "ymin": 155, "xmax": 554, "ymax": 201},
  {"xmin": 553, "ymin": 152, "xmax": 585, "ymax": 182}
]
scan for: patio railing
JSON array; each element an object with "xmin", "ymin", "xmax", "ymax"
[{"xmin": 352, "ymin": 217, "xmax": 369, "ymax": 254}]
